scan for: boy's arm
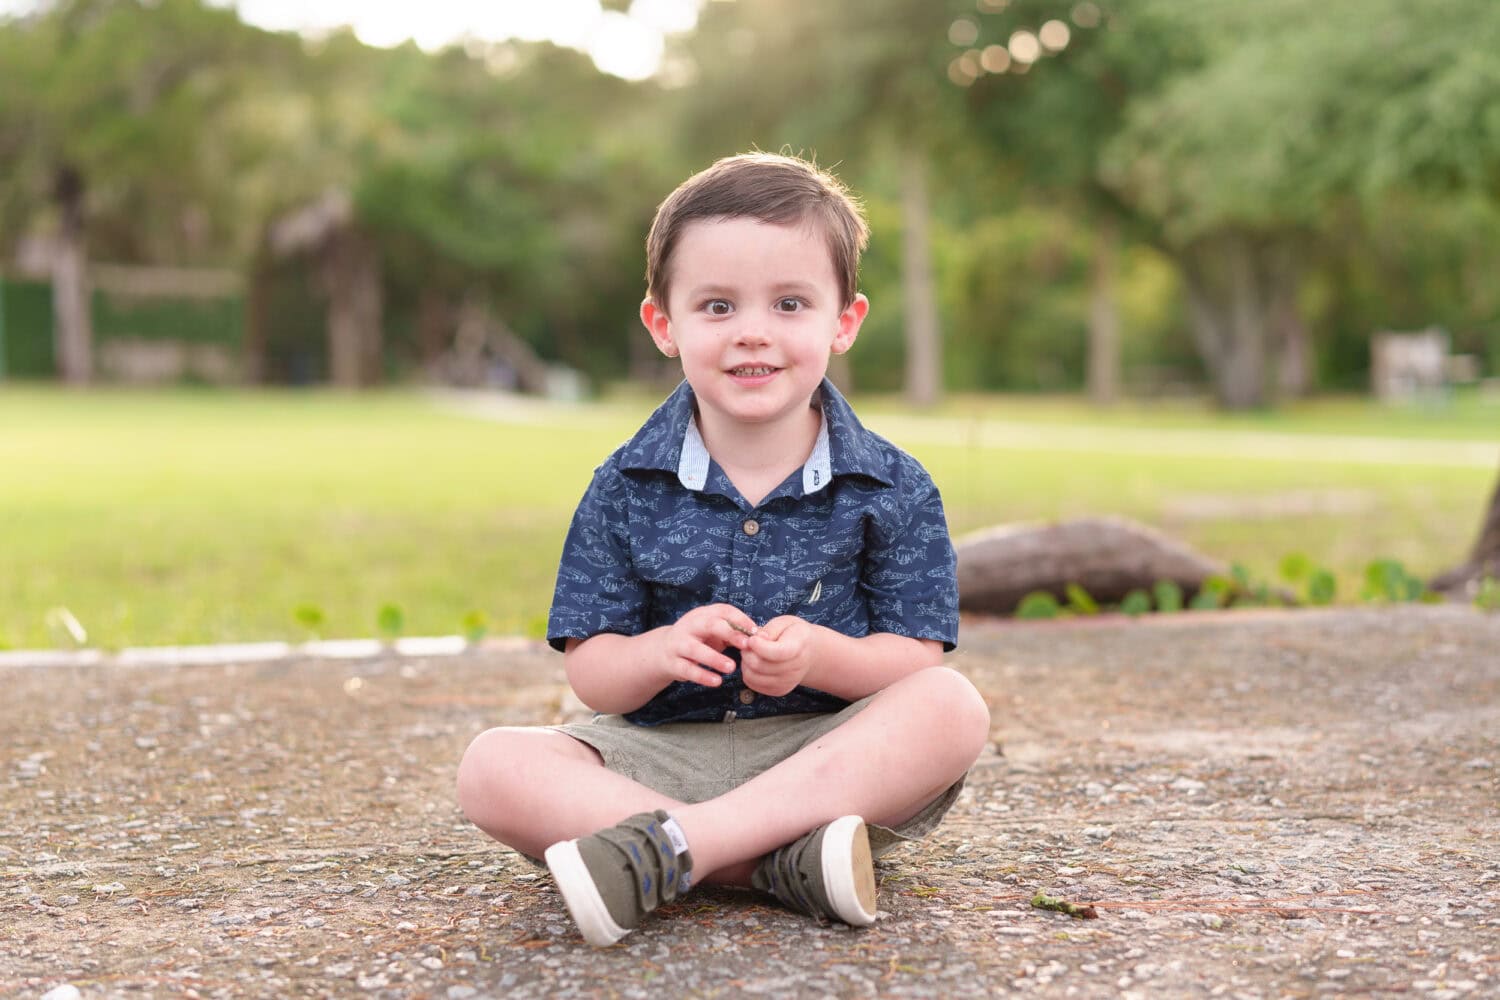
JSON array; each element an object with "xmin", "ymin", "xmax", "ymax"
[
  {"xmin": 740, "ymin": 619, "xmax": 944, "ymax": 701},
  {"xmin": 563, "ymin": 603, "xmax": 759, "ymax": 715}
]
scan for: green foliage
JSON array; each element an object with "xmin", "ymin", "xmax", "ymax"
[
  {"xmin": 1476, "ymin": 577, "xmax": 1500, "ymax": 612},
  {"xmin": 461, "ymin": 610, "xmax": 490, "ymax": 645},
  {"xmin": 1017, "ymin": 591, "xmax": 1064, "ymax": 620},
  {"xmin": 1279, "ymin": 551, "xmax": 1337, "ymax": 604},
  {"xmin": 1190, "ymin": 576, "xmax": 1232, "ymax": 611},
  {"xmin": 1306, "ymin": 569, "xmax": 1338, "ymax": 606},
  {"xmin": 1229, "ymin": 562, "xmax": 1275, "ymax": 607},
  {"xmin": 1153, "ymin": 580, "xmax": 1184, "ymax": 614},
  {"xmin": 1120, "ymin": 589, "xmax": 1153, "ymax": 617},
  {"xmin": 1064, "ymin": 583, "xmax": 1099, "ymax": 615},
  {"xmin": 376, "ymin": 603, "xmax": 405, "ymax": 640},
  {"xmin": 292, "ymin": 604, "xmax": 325, "ymax": 638},
  {"xmin": 1361, "ymin": 559, "xmax": 1429, "ymax": 603},
  {"xmin": 1279, "ymin": 552, "xmax": 1313, "ymax": 582}
]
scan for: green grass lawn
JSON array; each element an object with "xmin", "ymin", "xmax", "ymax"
[{"xmin": 1, "ymin": 383, "xmax": 1495, "ymax": 650}]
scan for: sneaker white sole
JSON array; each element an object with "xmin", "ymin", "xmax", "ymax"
[
  {"xmin": 544, "ymin": 839, "xmax": 631, "ymax": 947},
  {"xmin": 821, "ymin": 815, "xmax": 878, "ymax": 926}
]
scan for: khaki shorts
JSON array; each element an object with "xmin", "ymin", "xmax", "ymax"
[{"xmin": 549, "ymin": 693, "xmax": 965, "ymax": 858}]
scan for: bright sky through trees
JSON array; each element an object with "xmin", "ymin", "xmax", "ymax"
[{"xmin": 0, "ymin": 0, "xmax": 703, "ymax": 79}]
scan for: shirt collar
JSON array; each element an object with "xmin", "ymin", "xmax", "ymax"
[{"xmin": 618, "ymin": 378, "xmax": 892, "ymax": 493}]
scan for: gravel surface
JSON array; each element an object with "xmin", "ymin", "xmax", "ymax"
[{"xmin": 3, "ymin": 605, "xmax": 1497, "ymax": 998}]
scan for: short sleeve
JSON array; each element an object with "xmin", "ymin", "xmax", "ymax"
[
  {"xmin": 860, "ymin": 467, "xmax": 960, "ymax": 651},
  {"xmin": 547, "ymin": 464, "xmax": 648, "ymax": 651}
]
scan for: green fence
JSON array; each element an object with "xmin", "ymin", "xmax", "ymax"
[
  {"xmin": 0, "ymin": 279, "xmax": 57, "ymax": 378},
  {"xmin": 0, "ymin": 275, "xmax": 243, "ymax": 380}
]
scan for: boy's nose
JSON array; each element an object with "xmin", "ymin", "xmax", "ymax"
[{"xmin": 732, "ymin": 323, "xmax": 772, "ymax": 347}]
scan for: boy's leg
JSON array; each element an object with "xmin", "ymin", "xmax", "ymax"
[
  {"xmin": 457, "ymin": 665, "xmax": 990, "ymax": 881},
  {"xmin": 456, "ymin": 727, "xmax": 684, "ymax": 863},
  {"xmin": 668, "ymin": 666, "xmax": 990, "ymax": 878}
]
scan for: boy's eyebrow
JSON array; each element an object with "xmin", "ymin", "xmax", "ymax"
[{"xmin": 684, "ymin": 280, "xmax": 821, "ymax": 298}]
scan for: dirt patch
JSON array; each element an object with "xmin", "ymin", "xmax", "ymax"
[{"xmin": 3, "ymin": 606, "xmax": 1498, "ymax": 997}]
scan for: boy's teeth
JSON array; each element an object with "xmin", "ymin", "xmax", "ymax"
[{"xmin": 733, "ymin": 366, "xmax": 774, "ymax": 376}]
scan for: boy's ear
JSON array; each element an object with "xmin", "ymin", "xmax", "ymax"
[
  {"xmin": 831, "ymin": 293, "xmax": 869, "ymax": 355},
  {"xmin": 640, "ymin": 298, "xmax": 678, "ymax": 358}
]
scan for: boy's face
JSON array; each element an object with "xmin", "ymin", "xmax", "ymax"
[{"xmin": 640, "ymin": 216, "xmax": 868, "ymax": 436}]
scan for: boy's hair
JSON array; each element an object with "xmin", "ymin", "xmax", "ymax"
[{"xmin": 645, "ymin": 152, "xmax": 870, "ymax": 311}]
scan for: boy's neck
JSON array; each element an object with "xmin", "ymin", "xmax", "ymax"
[{"xmin": 694, "ymin": 396, "xmax": 821, "ymax": 506}]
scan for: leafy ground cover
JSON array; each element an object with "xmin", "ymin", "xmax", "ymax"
[{"xmin": 1, "ymin": 384, "xmax": 1494, "ymax": 649}]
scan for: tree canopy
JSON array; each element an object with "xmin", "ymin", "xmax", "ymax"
[{"xmin": 1, "ymin": 0, "xmax": 1497, "ymax": 401}]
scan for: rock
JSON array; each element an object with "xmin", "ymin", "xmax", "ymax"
[
  {"xmin": 41, "ymin": 986, "xmax": 82, "ymax": 1000},
  {"xmin": 954, "ymin": 516, "xmax": 1228, "ymax": 614}
]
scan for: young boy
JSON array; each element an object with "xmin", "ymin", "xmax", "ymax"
[{"xmin": 456, "ymin": 152, "xmax": 990, "ymax": 947}]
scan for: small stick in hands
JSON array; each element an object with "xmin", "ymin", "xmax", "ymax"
[{"xmin": 726, "ymin": 619, "xmax": 758, "ymax": 637}]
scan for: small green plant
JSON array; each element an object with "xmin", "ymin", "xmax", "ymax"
[
  {"xmin": 1190, "ymin": 575, "xmax": 1232, "ymax": 610},
  {"xmin": 1016, "ymin": 591, "xmax": 1063, "ymax": 620},
  {"xmin": 1278, "ymin": 550, "xmax": 1338, "ymax": 605},
  {"xmin": 1306, "ymin": 568, "xmax": 1338, "ymax": 605},
  {"xmin": 376, "ymin": 603, "xmax": 405, "ymax": 640},
  {"xmin": 1229, "ymin": 562, "xmax": 1274, "ymax": 607},
  {"xmin": 461, "ymin": 609, "xmax": 491, "ymax": 644},
  {"xmin": 292, "ymin": 603, "xmax": 325, "ymax": 639},
  {"xmin": 1475, "ymin": 576, "xmax": 1500, "ymax": 612},
  {"xmin": 1120, "ymin": 588, "xmax": 1152, "ymax": 617},
  {"xmin": 1064, "ymin": 583, "xmax": 1099, "ymax": 615},
  {"xmin": 1153, "ymin": 580, "xmax": 1184, "ymax": 613},
  {"xmin": 1279, "ymin": 552, "xmax": 1313, "ymax": 583},
  {"xmin": 1361, "ymin": 558, "xmax": 1428, "ymax": 603}
]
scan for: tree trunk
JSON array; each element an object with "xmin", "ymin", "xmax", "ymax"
[
  {"xmin": 416, "ymin": 287, "xmax": 453, "ymax": 369},
  {"xmin": 1431, "ymin": 465, "xmax": 1500, "ymax": 596},
  {"xmin": 321, "ymin": 228, "xmax": 383, "ymax": 388},
  {"xmin": 1177, "ymin": 231, "xmax": 1287, "ymax": 410},
  {"xmin": 243, "ymin": 256, "xmax": 270, "ymax": 385},
  {"xmin": 1269, "ymin": 242, "xmax": 1312, "ymax": 398},
  {"xmin": 51, "ymin": 166, "xmax": 93, "ymax": 385},
  {"xmin": 1087, "ymin": 216, "xmax": 1121, "ymax": 405},
  {"xmin": 900, "ymin": 147, "xmax": 942, "ymax": 407}
]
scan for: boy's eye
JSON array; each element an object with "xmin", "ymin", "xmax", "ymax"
[
  {"xmin": 774, "ymin": 297, "xmax": 805, "ymax": 313},
  {"xmin": 704, "ymin": 299, "xmax": 733, "ymax": 316}
]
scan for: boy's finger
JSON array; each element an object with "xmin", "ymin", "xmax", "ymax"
[
  {"xmin": 747, "ymin": 633, "xmax": 794, "ymax": 662},
  {"xmin": 691, "ymin": 664, "xmax": 724, "ymax": 686},
  {"xmin": 696, "ymin": 642, "xmax": 738, "ymax": 674}
]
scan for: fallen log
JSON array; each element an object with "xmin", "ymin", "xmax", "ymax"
[{"xmin": 955, "ymin": 516, "xmax": 1226, "ymax": 615}]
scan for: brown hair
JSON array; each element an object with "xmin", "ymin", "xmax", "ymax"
[{"xmin": 644, "ymin": 152, "xmax": 869, "ymax": 311}]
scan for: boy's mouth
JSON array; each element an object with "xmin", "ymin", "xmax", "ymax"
[{"xmin": 729, "ymin": 365, "xmax": 778, "ymax": 377}]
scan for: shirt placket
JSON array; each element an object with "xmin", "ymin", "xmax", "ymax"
[{"xmin": 724, "ymin": 506, "xmax": 765, "ymax": 721}]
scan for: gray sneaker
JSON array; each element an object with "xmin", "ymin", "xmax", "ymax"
[
  {"xmin": 751, "ymin": 815, "xmax": 877, "ymax": 926},
  {"xmin": 543, "ymin": 809, "xmax": 694, "ymax": 947}
]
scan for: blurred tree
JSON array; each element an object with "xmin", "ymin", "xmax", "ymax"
[
  {"xmin": 353, "ymin": 41, "xmax": 661, "ymax": 386},
  {"xmin": 1103, "ymin": 0, "xmax": 1500, "ymax": 409},
  {"xmin": 954, "ymin": 0, "xmax": 1201, "ymax": 404},
  {"xmin": 0, "ymin": 0, "xmax": 295, "ymax": 382}
]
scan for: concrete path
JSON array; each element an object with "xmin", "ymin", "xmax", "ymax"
[{"xmin": 3, "ymin": 606, "xmax": 1497, "ymax": 998}]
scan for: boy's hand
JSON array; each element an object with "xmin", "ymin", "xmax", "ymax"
[
  {"xmin": 740, "ymin": 615, "xmax": 818, "ymax": 696},
  {"xmin": 653, "ymin": 603, "xmax": 758, "ymax": 688}
]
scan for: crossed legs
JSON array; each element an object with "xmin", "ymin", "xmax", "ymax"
[{"xmin": 455, "ymin": 666, "xmax": 991, "ymax": 884}]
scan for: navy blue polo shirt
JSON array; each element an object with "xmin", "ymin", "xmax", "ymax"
[{"xmin": 547, "ymin": 378, "xmax": 959, "ymax": 726}]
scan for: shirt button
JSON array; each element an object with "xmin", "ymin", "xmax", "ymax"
[
  {"xmin": 742, "ymin": 518, "xmax": 760, "ymax": 536},
  {"xmin": 738, "ymin": 689, "xmax": 756, "ymax": 705}
]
